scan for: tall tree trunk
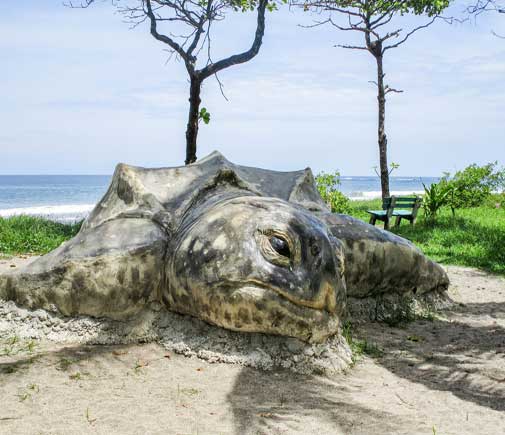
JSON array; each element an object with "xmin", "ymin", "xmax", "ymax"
[
  {"xmin": 376, "ymin": 54, "xmax": 390, "ymax": 199},
  {"xmin": 185, "ymin": 75, "xmax": 202, "ymax": 165}
]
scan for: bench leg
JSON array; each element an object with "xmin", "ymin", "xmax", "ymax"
[
  {"xmin": 395, "ymin": 216, "xmax": 402, "ymax": 228},
  {"xmin": 369, "ymin": 215, "xmax": 377, "ymax": 226},
  {"xmin": 384, "ymin": 218, "xmax": 390, "ymax": 231}
]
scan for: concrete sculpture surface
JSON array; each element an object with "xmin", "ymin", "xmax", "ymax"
[{"xmin": 0, "ymin": 152, "xmax": 449, "ymax": 342}]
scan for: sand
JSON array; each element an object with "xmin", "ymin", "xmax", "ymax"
[{"xmin": 0, "ymin": 257, "xmax": 504, "ymax": 435}]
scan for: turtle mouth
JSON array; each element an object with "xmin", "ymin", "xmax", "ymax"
[{"xmin": 222, "ymin": 279, "xmax": 338, "ymax": 314}]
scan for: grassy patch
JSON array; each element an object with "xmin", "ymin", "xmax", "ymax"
[
  {"xmin": 342, "ymin": 321, "xmax": 383, "ymax": 365},
  {"xmin": 1, "ymin": 199, "xmax": 503, "ymax": 275},
  {"xmin": 393, "ymin": 207, "xmax": 505, "ymax": 275},
  {"xmin": 0, "ymin": 215, "xmax": 81, "ymax": 255},
  {"xmin": 0, "ymin": 336, "xmax": 38, "ymax": 357},
  {"xmin": 348, "ymin": 199, "xmax": 505, "ymax": 275},
  {"xmin": 347, "ymin": 199, "xmax": 383, "ymax": 222},
  {"xmin": 57, "ymin": 357, "xmax": 76, "ymax": 371}
]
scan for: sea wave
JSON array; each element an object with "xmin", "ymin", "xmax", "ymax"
[
  {"xmin": 347, "ymin": 190, "xmax": 424, "ymax": 201},
  {"xmin": 0, "ymin": 204, "xmax": 95, "ymax": 221},
  {"xmin": 0, "ymin": 192, "xmax": 427, "ymax": 220}
]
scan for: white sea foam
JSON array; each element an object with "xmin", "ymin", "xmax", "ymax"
[
  {"xmin": 0, "ymin": 191, "xmax": 427, "ymax": 221},
  {"xmin": 347, "ymin": 190, "xmax": 424, "ymax": 201},
  {"xmin": 0, "ymin": 204, "xmax": 95, "ymax": 221}
]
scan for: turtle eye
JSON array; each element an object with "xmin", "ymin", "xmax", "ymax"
[
  {"xmin": 269, "ymin": 235, "xmax": 291, "ymax": 258},
  {"xmin": 256, "ymin": 230, "xmax": 295, "ymax": 268}
]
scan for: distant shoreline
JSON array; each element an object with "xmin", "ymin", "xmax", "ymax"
[
  {"xmin": 0, "ymin": 190, "xmax": 427, "ymax": 222},
  {"xmin": 0, "ymin": 174, "xmax": 440, "ymax": 222}
]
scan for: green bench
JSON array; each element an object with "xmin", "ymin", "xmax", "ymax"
[{"xmin": 367, "ymin": 196, "xmax": 422, "ymax": 230}]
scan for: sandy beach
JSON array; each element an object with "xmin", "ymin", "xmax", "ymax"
[{"xmin": 0, "ymin": 258, "xmax": 504, "ymax": 435}]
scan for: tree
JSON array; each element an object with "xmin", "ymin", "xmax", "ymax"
[
  {"xmin": 467, "ymin": 1, "xmax": 504, "ymax": 38},
  {"xmin": 72, "ymin": 0, "xmax": 270, "ymax": 165},
  {"xmin": 297, "ymin": 0, "xmax": 450, "ymax": 198}
]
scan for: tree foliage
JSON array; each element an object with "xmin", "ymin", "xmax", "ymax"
[
  {"xmin": 296, "ymin": 0, "xmax": 451, "ymax": 199},
  {"xmin": 440, "ymin": 162, "xmax": 505, "ymax": 213},
  {"xmin": 315, "ymin": 171, "xmax": 351, "ymax": 213},
  {"xmin": 422, "ymin": 162, "xmax": 505, "ymax": 221}
]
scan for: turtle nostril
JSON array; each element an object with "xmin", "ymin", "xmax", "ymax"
[{"xmin": 310, "ymin": 244, "xmax": 320, "ymax": 257}]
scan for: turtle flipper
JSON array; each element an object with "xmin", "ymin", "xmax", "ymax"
[
  {"xmin": 0, "ymin": 218, "xmax": 167, "ymax": 320},
  {"xmin": 316, "ymin": 212, "xmax": 449, "ymax": 297}
]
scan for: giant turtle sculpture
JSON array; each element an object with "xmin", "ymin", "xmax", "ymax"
[{"xmin": 0, "ymin": 152, "xmax": 449, "ymax": 343}]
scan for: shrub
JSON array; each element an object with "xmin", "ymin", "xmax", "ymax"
[
  {"xmin": 315, "ymin": 171, "xmax": 351, "ymax": 214},
  {"xmin": 442, "ymin": 162, "xmax": 505, "ymax": 215}
]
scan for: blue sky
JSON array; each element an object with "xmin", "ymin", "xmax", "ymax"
[{"xmin": 1, "ymin": 1, "xmax": 504, "ymax": 176}]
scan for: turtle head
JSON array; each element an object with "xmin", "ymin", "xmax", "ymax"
[{"xmin": 164, "ymin": 196, "xmax": 346, "ymax": 343}]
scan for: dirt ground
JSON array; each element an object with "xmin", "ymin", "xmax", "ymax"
[{"xmin": 0, "ymin": 258, "xmax": 504, "ymax": 435}]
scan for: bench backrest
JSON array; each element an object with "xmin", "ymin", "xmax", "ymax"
[{"xmin": 382, "ymin": 196, "xmax": 422, "ymax": 217}]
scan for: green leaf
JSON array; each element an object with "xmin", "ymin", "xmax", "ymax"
[{"xmin": 199, "ymin": 107, "xmax": 211, "ymax": 125}]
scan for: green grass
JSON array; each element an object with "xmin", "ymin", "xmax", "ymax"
[
  {"xmin": 342, "ymin": 321, "xmax": 384, "ymax": 365},
  {"xmin": 347, "ymin": 199, "xmax": 505, "ymax": 275},
  {"xmin": 347, "ymin": 198, "xmax": 383, "ymax": 222},
  {"xmin": 0, "ymin": 215, "xmax": 82, "ymax": 255},
  {"xmin": 0, "ymin": 198, "xmax": 503, "ymax": 275}
]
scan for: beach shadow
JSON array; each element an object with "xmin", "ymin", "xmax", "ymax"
[
  {"xmin": 357, "ymin": 303, "xmax": 505, "ymax": 412},
  {"xmin": 452, "ymin": 301, "xmax": 505, "ymax": 318},
  {"xmin": 226, "ymin": 295, "xmax": 505, "ymax": 435},
  {"xmin": 0, "ymin": 340, "xmax": 149, "ymax": 382},
  {"xmin": 227, "ymin": 367, "xmax": 409, "ymax": 435}
]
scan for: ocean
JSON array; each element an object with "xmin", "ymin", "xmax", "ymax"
[{"xmin": 0, "ymin": 174, "xmax": 439, "ymax": 222}]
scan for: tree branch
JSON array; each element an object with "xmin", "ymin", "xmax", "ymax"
[
  {"xmin": 336, "ymin": 43, "xmax": 367, "ymax": 50},
  {"xmin": 145, "ymin": 0, "xmax": 192, "ymax": 68},
  {"xmin": 383, "ymin": 17, "xmax": 437, "ymax": 51},
  {"xmin": 199, "ymin": 0, "xmax": 267, "ymax": 79},
  {"xmin": 385, "ymin": 85, "xmax": 403, "ymax": 94}
]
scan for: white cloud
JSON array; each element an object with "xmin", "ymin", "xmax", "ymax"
[{"xmin": 1, "ymin": 1, "xmax": 504, "ymax": 176}]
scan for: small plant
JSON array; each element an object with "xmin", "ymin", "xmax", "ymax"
[
  {"xmin": 353, "ymin": 339, "xmax": 384, "ymax": 358},
  {"xmin": 342, "ymin": 321, "xmax": 383, "ymax": 365},
  {"xmin": 17, "ymin": 392, "xmax": 30, "ymax": 402},
  {"xmin": 418, "ymin": 307, "xmax": 438, "ymax": 322},
  {"xmin": 28, "ymin": 383, "xmax": 39, "ymax": 393},
  {"xmin": 315, "ymin": 171, "xmax": 351, "ymax": 214},
  {"xmin": 422, "ymin": 182, "xmax": 451, "ymax": 223},
  {"xmin": 1, "ymin": 335, "xmax": 21, "ymax": 356},
  {"xmin": 58, "ymin": 357, "xmax": 76, "ymax": 371},
  {"xmin": 69, "ymin": 372, "xmax": 82, "ymax": 381},
  {"xmin": 133, "ymin": 359, "xmax": 148, "ymax": 374},
  {"xmin": 85, "ymin": 407, "xmax": 97, "ymax": 425},
  {"xmin": 6, "ymin": 336, "xmax": 20, "ymax": 346},
  {"xmin": 180, "ymin": 387, "xmax": 200, "ymax": 397},
  {"xmin": 25, "ymin": 340, "xmax": 37, "ymax": 353},
  {"xmin": 17, "ymin": 383, "xmax": 39, "ymax": 402}
]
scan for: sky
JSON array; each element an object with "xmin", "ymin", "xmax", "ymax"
[{"xmin": 1, "ymin": 1, "xmax": 504, "ymax": 176}]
